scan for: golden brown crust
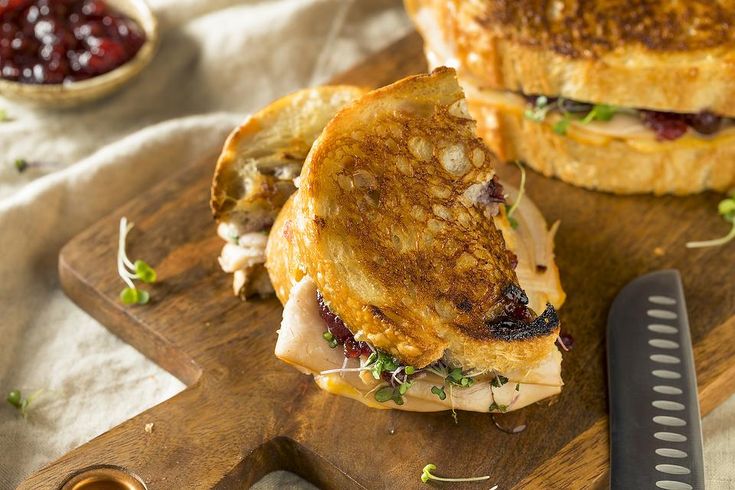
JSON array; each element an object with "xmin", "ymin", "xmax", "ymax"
[
  {"xmin": 477, "ymin": 0, "xmax": 735, "ymax": 57},
  {"xmin": 406, "ymin": 0, "xmax": 735, "ymax": 116},
  {"xmin": 469, "ymin": 95, "xmax": 735, "ymax": 195},
  {"xmin": 286, "ymin": 68, "xmax": 558, "ymax": 373},
  {"xmin": 266, "ymin": 195, "xmax": 305, "ymax": 305},
  {"xmin": 211, "ymin": 86, "xmax": 366, "ymax": 232}
]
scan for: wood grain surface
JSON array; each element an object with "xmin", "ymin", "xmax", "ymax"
[{"xmin": 19, "ymin": 31, "xmax": 735, "ymax": 490}]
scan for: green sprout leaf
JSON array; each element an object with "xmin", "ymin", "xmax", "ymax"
[
  {"xmin": 120, "ymin": 287, "xmax": 139, "ymax": 305},
  {"xmin": 322, "ymin": 331, "xmax": 338, "ymax": 348},
  {"xmin": 374, "ymin": 386, "xmax": 394, "ymax": 403},
  {"xmin": 431, "ymin": 385, "xmax": 447, "ymax": 400},
  {"xmin": 7, "ymin": 390, "xmax": 21, "ymax": 408},
  {"xmin": 508, "ymin": 214, "xmax": 519, "ymax": 229},
  {"xmin": 119, "ymin": 287, "xmax": 150, "ymax": 305},
  {"xmin": 369, "ymin": 351, "xmax": 400, "ymax": 380},
  {"xmin": 583, "ymin": 104, "xmax": 617, "ymax": 123},
  {"xmin": 137, "ymin": 289, "xmax": 150, "ymax": 305},
  {"xmin": 718, "ymin": 197, "xmax": 735, "ymax": 219},
  {"xmin": 404, "ymin": 366, "xmax": 415, "ymax": 375},
  {"xmin": 491, "ymin": 374, "xmax": 509, "ymax": 388},
  {"xmin": 7, "ymin": 388, "xmax": 44, "ymax": 417},
  {"xmin": 445, "ymin": 368, "xmax": 475, "ymax": 388},
  {"xmin": 420, "ymin": 463, "xmax": 493, "ymax": 485},
  {"xmin": 14, "ymin": 158, "xmax": 28, "ymax": 173},
  {"xmin": 489, "ymin": 402, "xmax": 508, "ymax": 413},
  {"xmin": 134, "ymin": 260, "xmax": 157, "ymax": 284},
  {"xmin": 523, "ymin": 96, "xmax": 551, "ymax": 122},
  {"xmin": 553, "ymin": 116, "xmax": 571, "ymax": 135}
]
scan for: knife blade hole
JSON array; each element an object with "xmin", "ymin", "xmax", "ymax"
[
  {"xmin": 654, "ymin": 432, "xmax": 687, "ymax": 442},
  {"xmin": 652, "ymin": 370, "xmax": 682, "ymax": 379},
  {"xmin": 648, "ymin": 324, "xmax": 678, "ymax": 334},
  {"xmin": 651, "ymin": 354, "xmax": 681, "ymax": 364},
  {"xmin": 656, "ymin": 481, "xmax": 692, "ymax": 490},
  {"xmin": 649, "ymin": 296, "xmax": 677, "ymax": 305},
  {"xmin": 653, "ymin": 386, "xmax": 683, "ymax": 395},
  {"xmin": 656, "ymin": 464, "xmax": 691, "ymax": 475},
  {"xmin": 656, "ymin": 448, "xmax": 688, "ymax": 458},
  {"xmin": 653, "ymin": 416, "xmax": 687, "ymax": 427},
  {"xmin": 648, "ymin": 309, "xmax": 678, "ymax": 320},
  {"xmin": 652, "ymin": 400, "xmax": 685, "ymax": 411},
  {"xmin": 649, "ymin": 339, "xmax": 680, "ymax": 349}
]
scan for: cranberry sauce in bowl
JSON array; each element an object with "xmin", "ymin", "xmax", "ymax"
[
  {"xmin": 0, "ymin": 0, "xmax": 157, "ymax": 106},
  {"xmin": 1, "ymin": 0, "xmax": 146, "ymax": 84}
]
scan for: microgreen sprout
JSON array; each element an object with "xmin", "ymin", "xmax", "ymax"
[
  {"xmin": 505, "ymin": 161, "xmax": 526, "ymax": 229},
  {"xmin": 524, "ymin": 96, "xmax": 618, "ymax": 136},
  {"xmin": 7, "ymin": 389, "xmax": 44, "ymax": 417},
  {"xmin": 582, "ymin": 104, "xmax": 617, "ymax": 123},
  {"xmin": 13, "ymin": 158, "xmax": 60, "ymax": 173},
  {"xmin": 491, "ymin": 374, "xmax": 509, "ymax": 388},
  {"xmin": 431, "ymin": 385, "xmax": 447, "ymax": 400},
  {"xmin": 686, "ymin": 195, "xmax": 735, "ymax": 249},
  {"xmin": 523, "ymin": 96, "xmax": 551, "ymax": 122},
  {"xmin": 118, "ymin": 217, "xmax": 157, "ymax": 305},
  {"xmin": 420, "ymin": 464, "xmax": 495, "ymax": 485},
  {"xmin": 322, "ymin": 331, "xmax": 338, "ymax": 348},
  {"xmin": 488, "ymin": 401, "xmax": 508, "ymax": 413},
  {"xmin": 374, "ymin": 384, "xmax": 408, "ymax": 405}
]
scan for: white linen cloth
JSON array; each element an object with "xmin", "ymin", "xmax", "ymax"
[{"xmin": 0, "ymin": 1, "xmax": 732, "ymax": 488}]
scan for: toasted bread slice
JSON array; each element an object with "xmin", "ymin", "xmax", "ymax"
[
  {"xmin": 284, "ymin": 68, "xmax": 559, "ymax": 373},
  {"xmin": 406, "ymin": 0, "xmax": 735, "ymax": 116},
  {"xmin": 211, "ymin": 86, "xmax": 366, "ymax": 233}
]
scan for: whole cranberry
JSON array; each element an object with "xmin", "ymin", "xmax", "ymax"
[
  {"xmin": 640, "ymin": 111, "xmax": 689, "ymax": 141},
  {"xmin": 687, "ymin": 111, "xmax": 722, "ymax": 135}
]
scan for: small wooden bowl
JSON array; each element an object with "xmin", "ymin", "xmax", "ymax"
[{"xmin": 0, "ymin": 0, "xmax": 159, "ymax": 108}]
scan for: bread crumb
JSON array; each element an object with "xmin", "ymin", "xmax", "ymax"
[
  {"xmin": 145, "ymin": 423, "xmax": 154, "ymax": 434},
  {"xmin": 653, "ymin": 247, "xmax": 665, "ymax": 256}
]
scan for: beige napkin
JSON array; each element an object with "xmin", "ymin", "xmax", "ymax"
[{"xmin": 0, "ymin": 0, "xmax": 732, "ymax": 488}]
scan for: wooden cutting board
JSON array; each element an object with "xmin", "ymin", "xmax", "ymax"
[{"xmin": 20, "ymin": 32, "xmax": 735, "ymax": 490}]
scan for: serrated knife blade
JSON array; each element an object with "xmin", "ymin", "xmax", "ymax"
[{"xmin": 607, "ymin": 269, "xmax": 705, "ymax": 490}]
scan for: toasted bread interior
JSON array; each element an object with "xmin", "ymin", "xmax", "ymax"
[{"xmin": 211, "ymin": 86, "xmax": 366, "ymax": 233}]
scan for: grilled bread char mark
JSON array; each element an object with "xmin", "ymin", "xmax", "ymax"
[
  {"xmin": 292, "ymin": 67, "xmax": 559, "ymax": 373},
  {"xmin": 479, "ymin": 0, "xmax": 735, "ymax": 58}
]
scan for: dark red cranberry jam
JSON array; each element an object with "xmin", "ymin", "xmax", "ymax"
[
  {"xmin": 317, "ymin": 291, "xmax": 373, "ymax": 359},
  {"xmin": 0, "ymin": 0, "xmax": 145, "ymax": 84}
]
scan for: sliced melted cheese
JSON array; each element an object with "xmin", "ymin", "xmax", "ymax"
[{"xmin": 275, "ymin": 276, "xmax": 563, "ymax": 413}]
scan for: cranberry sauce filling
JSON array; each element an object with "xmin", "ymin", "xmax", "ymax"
[
  {"xmin": 317, "ymin": 291, "xmax": 372, "ymax": 359},
  {"xmin": 0, "ymin": 0, "xmax": 146, "ymax": 84},
  {"xmin": 524, "ymin": 94, "xmax": 728, "ymax": 141},
  {"xmin": 485, "ymin": 283, "xmax": 560, "ymax": 341}
]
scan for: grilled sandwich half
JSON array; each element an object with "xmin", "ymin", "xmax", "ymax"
[
  {"xmin": 406, "ymin": 0, "xmax": 735, "ymax": 195},
  {"xmin": 266, "ymin": 68, "xmax": 566, "ymax": 412}
]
